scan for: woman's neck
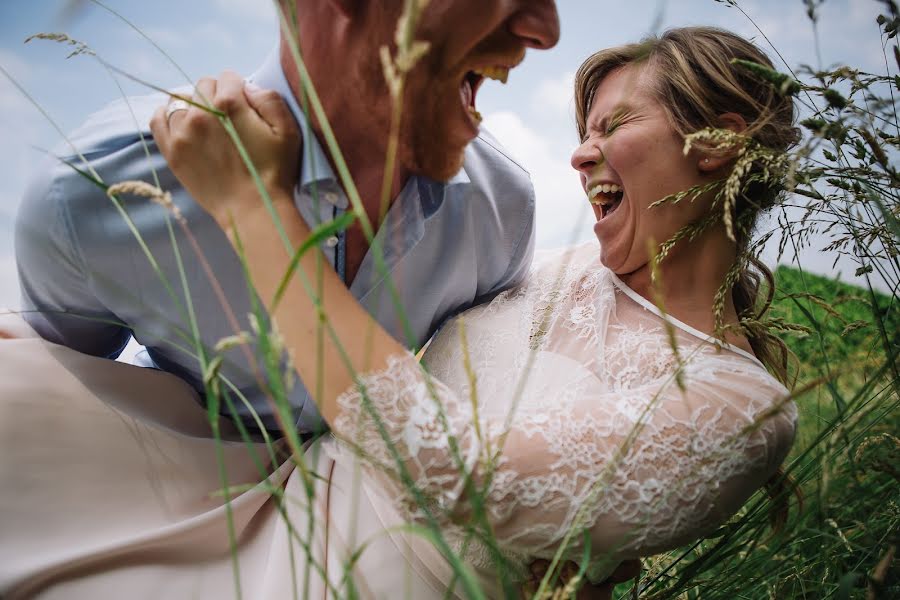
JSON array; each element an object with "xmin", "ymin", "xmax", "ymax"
[{"xmin": 617, "ymin": 231, "xmax": 753, "ymax": 353}]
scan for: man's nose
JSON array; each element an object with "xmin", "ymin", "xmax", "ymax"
[{"xmin": 508, "ymin": 1, "xmax": 560, "ymax": 50}]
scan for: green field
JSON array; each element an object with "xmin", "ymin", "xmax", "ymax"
[{"xmin": 626, "ymin": 267, "xmax": 899, "ymax": 599}]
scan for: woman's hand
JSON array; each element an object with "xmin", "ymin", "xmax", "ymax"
[{"xmin": 150, "ymin": 70, "xmax": 300, "ymax": 226}]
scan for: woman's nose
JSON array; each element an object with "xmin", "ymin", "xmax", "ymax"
[{"xmin": 570, "ymin": 139, "xmax": 602, "ymax": 176}]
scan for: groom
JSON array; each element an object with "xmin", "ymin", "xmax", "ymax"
[
  {"xmin": 15, "ymin": 0, "xmax": 558, "ymax": 434},
  {"xmin": 14, "ymin": 2, "xmax": 644, "ymax": 594}
]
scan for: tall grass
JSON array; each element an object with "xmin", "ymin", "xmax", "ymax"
[
  {"xmin": 628, "ymin": 2, "xmax": 900, "ymax": 598},
  {"xmin": 3, "ymin": 0, "xmax": 898, "ymax": 598},
  {"xmin": 627, "ymin": 267, "xmax": 898, "ymax": 600}
]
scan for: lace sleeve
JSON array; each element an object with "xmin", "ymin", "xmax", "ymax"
[{"xmin": 330, "ymin": 346, "xmax": 796, "ymax": 571}]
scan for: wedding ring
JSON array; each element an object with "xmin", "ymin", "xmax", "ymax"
[{"xmin": 165, "ymin": 99, "xmax": 190, "ymax": 123}]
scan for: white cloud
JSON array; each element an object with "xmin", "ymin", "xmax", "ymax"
[
  {"xmin": 0, "ymin": 65, "xmax": 44, "ymax": 222},
  {"xmin": 134, "ymin": 26, "xmax": 184, "ymax": 54},
  {"xmin": 483, "ymin": 110, "xmax": 594, "ymax": 250},
  {"xmin": 0, "ymin": 51, "xmax": 54, "ymax": 302},
  {"xmin": 532, "ymin": 70, "xmax": 576, "ymax": 116},
  {"xmin": 212, "ymin": 0, "xmax": 277, "ymax": 24},
  {"xmin": 0, "ymin": 75, "xmax": 31, "ymax": 114},
  {"xmin": 141, "ymin": 21, "xmax": 239, "ymax": 56},
  {"xmin": 0, "ymin": 255, "xmax": 20, "ymax": 311},
  {"xmin": 0, "ymin": 50, "xmax": 32, "ymax": 84}
]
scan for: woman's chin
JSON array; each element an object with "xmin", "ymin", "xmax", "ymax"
[
  {"xmin": 597, "ymin": 248, "xmax": 624, "ymax": 274},
  {"xmin": 594, "ymin": 235, "xmax": 630, "ymax": 274}
]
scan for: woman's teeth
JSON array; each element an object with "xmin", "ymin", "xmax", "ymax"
[
  {"xmin": 588, "ymin": 183, "xmax": 622, "ymax": 203},
  {"xmin": 588, "ymin": 184, "xmax": 624, "ymax": 218}
]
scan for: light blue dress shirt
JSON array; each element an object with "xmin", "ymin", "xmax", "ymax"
[{"xmin": 15, "ymin": 50, "xmax": 536, "ymax": 433}]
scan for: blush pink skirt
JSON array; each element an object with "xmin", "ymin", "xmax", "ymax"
[{"xmin": 0, "ymin": 314, "xmax": 472, "ymax": 600}]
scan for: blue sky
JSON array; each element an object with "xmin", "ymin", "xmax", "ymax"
[{"xmin": 0, "ymin": 0, "xmax": 891, "ymax": 309}]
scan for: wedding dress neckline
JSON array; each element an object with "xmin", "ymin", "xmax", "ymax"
[{"xmin": 606, "ymin": 269, "xmax": 765, "ymax": 368}]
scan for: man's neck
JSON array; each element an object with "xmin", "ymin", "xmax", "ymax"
[
  {"xmin": 349, "ymin": 162, "xmax": 409, "ymax": 227},
  {"xmin": 280, "ymin": 45, "xmax": 410, "ymax": 229},
  {"xmin": 280, "ymin": 33, "xmax": 414, "ymax": 284},
  {"xmin": 340, "ymin": 160, "xmax": 409, "ymax": 286}
]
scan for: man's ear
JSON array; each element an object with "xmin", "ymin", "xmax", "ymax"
[{"xmin": 698, "ymin": 112, "xmax": 749, "ymax": 172}]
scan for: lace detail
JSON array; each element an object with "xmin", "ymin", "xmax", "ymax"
[{"xmin": 330, "ymin": 243, "xmax": 797, "ymax": 581}]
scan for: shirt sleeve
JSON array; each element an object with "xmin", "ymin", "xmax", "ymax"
[
  {"xmin": 15, "ymin": 161, "xmax": 132, "ymax": 358},
  {"xmin": 328, "ymin": 349, "xmax": 796, "ymax": 577}
]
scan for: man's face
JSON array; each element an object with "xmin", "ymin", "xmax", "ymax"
[{"xmin": 366, "ymin": 1, "xmax": 560, "ymax": 181}]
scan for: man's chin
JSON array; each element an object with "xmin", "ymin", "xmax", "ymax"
[
  {"xmin": 413, "ymin": 147, "xmax": 467, "ymax": 183},
  {"xmin": 403, "ymin": 118, "xmax": 473, "ymax": 182}
]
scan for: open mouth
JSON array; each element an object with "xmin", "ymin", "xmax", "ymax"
[
  {"xmin": 589, "ymin": 183, "xmax": 624, "ymax": 219},
  {"xmin": 459, "ymin": 67, "xmax": 510, "ymax": 127}
]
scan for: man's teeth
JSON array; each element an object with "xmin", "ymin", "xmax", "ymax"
[
  {"xmin": 466, "ymin": 105, "xmax": 483, "ymax": 124},
  {"xmin": 588, "ymin": 183, "xmax": 623, "ymax": 204},
  {"xmin": 473, "ymin": 66, "xmax": 509, "ymax": 84}
]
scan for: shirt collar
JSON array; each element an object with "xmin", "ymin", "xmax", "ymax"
[
  {"xmin": 247, "ymin": 47, "xmax": 337, "ymax": 191},
  {"xmin": 446, "ymin": 167, "xmax": 470, "ymax": 186}
]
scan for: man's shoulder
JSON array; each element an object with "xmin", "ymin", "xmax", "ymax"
[
  {"xmin": 33, "ymin": 87, "xmax": 185, "ymax": 205},
  {"xmin": 56, "ymin": 86, "xmax": 190, "ymax": 161},
  {"xmin": 18, "ymin": 88, "xmax": 182, "ymax": 260},
  {"xmin": 461, "ymin": 128, "xmax": 534, "ymax": 206},
  {"xmin": 469, "ymin": 128, "xmax": 530, "ymax": 176}
]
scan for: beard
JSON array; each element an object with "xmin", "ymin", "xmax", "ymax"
[
  {"xmin": 405, "ymin": 121, "xmax": 468, "ymax": 182},
  {"xmin": 397, "ymin": 75, "xmax": 472, "ymax": 183},
  {"xmin": 348, "ymin": 31, "xmax": 483, "ymax": 184}
]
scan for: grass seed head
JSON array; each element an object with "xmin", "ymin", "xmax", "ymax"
[
  {"xmin": 24, "ymin": 32, "xmax": 95, "ymax": 59},
  {"xmin": 106, "ymin": 181, "xmax": 185, "ymax": 225}
]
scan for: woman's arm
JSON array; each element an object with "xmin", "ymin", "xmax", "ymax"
[{"xmin": 150, "ymin": 72, "xmax": 406, "ymax": 424}]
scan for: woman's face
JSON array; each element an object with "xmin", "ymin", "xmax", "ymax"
[{"xmin": 570, "ymin": 64, "xmax": 712, "ymax": 275}]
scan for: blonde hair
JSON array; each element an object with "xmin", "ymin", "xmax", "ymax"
[{"xmin": 574, "ymin": 26, "xmax": 799, "ymax": 385}]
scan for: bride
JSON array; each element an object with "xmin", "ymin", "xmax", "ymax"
[{"xmin": 0, "ymin": 27, "xmax": 797, "ymax": 599}]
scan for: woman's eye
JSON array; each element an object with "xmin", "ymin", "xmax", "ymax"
[
  {"xmin": 605, "ymin": 115, "xmax": 627, "ymax": 134},
  {"xmin": 603, "ymin": 110, "xmax": 629, "ymax": 135}
]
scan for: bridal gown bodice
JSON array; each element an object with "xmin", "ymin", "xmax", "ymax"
[{"xmin": 328, "ymin": 243, "xmax": 797, "ymax": 582}]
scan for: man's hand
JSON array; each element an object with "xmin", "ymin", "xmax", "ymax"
[{"xmin": 522, "ymin": 558, "xmax": 641, "ymax": 599}]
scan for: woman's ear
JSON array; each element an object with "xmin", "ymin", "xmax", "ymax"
[
  {"xmin": 698, "ymin": 112, "xmax": 749, "ymax": 172},
  {"xmin": 718, "ymin": 112, "xmax": 749, "ymax": 134}
]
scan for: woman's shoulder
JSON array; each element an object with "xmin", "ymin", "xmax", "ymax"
[
  {"xmin": 686, "ymin": 345, "xmax": 791, "ymax": 403},
  {"xmin": 683, "ymin": 348, "xmax": 797, "ymax": 456}
]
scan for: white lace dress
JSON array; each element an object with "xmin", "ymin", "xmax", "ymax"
[
  {"xmin": 330, "ymin": 243, "xmax": 797, "ymax": 583},
  {"xmin": 0, "ymin": 244, "xmax": 796, "ymax": 599}
]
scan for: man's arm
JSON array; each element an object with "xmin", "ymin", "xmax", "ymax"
[{"xmin": 15, "ymin": 160, "xmax": 132, "ymax": 358}]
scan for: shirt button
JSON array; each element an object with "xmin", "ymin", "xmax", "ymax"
[
  {"xmin": 324, "ymin": 192, "xmax": 339, "ymax": 205},
  {"xmin": 325, "ymin": 236, "xmax": 339, "ymax": 248}
]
